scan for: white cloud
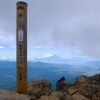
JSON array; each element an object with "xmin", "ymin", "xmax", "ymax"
[
  {"xmin": 0, "ymin": 57, "xmax": 6, "ymax": 60},
  {"xmin": 0, "ymin": 46, "xmax": 3, "ymax": 49},
  {"xmin": 44, "ymin": 53, "xmax": 53, "ymax": 58},
  {"xmin": 33, "ymin": 46, "xmax": 41, "ymax": 49}
]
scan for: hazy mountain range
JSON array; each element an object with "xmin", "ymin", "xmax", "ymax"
[
  {"xmin": 34, "ymin": 55, "xmax": 95, "ymax": 64},
  {"xmin": 0, "ymin": 55, "xmax": 100, "ymax": 90},
  {"xmin": 33, "ymin": 55, "xmax": 100, "ymax": 76}
]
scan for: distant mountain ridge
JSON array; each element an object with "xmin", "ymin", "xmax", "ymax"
[
  {"xmin": 34, "ymin": 55, "xmax": 94, "ymax": 64},
  {"xmin": 34, "ymin": 55, "xmax": 67, "ymax": 64}
]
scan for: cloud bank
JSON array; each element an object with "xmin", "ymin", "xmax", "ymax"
[{"xmin": 0, "ymin": 0, "xmax": 100, "ymax": 58}]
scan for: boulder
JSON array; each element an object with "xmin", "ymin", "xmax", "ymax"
[
  {"xmin": 51, "ymin": 92, "xmax": 66, "ymax": 100},
  {"xmin": 76, "ymin": 75, "xmax": 88, "ymax": 84},
  {"xmin": 74, "ymin": 74, "xmax": 100, "ymax": 100},
  {"xmin": 39, "ymin": 95, "xmax": 60, "ymax": 100},
  {"xmin": 90, "ymin": 74, "xmax": 100, "ymax": 84},
  {"xmin": 79, "ymin": 84, "xmax": 100, "ymax": 99},
  {"xmin": 27, "ymin": 80, "xmax": 52, "ymax": 98},
  {"xmin": 65, "ymin": 94, "xmax": 89, "ymax": 100},
  {"xmin": 71, "ymin": 94, "xmax": 89, "ymax": 100}
]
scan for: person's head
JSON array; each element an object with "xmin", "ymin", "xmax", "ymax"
[
  {"xmin": 57, "ymin": 76, "xmax": 66, "ymax": 84},
  {"xmin": 61, "ymin": 76, "xmax": 66, "ymax": 81}
]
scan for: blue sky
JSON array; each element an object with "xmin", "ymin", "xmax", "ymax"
[{"xmin": 0, "ymin": 0, "xmax": 100, "ymax": 60}]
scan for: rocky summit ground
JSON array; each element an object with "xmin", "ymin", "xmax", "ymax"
[{"xmin": 0, "ymin": 74, "xmax": 100, "ymax": 100}]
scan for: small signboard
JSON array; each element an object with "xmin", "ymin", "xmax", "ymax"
[{"xmin": 18, "ymin": 30, "xmax": 23, "ymax": 42}]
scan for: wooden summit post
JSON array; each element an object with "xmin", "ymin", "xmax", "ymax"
[{"xmin": 16, "ymin": 1, "xmax": 28, "ymax": 93}]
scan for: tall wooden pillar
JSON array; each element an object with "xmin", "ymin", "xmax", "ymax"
[{"xmin": 16, "ymin": 1, "xmax": 28, "ymax": 93}]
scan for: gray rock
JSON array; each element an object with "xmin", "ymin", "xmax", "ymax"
[
  {"xmin": 76, "ymin": 75, "xmax": 88, "ymax": 84},
  {"xmin": 65, "ymin": 94, "xmax": 89, "ymax": 100},
  {"xmin": 39, "ymin": 95, "xmax": 60, "ymax": 100},
  {"xmin": 51, "ymin": 92, "xmax": 66, "ymax": 100},
  {"xmin": 71, "ymin": 94, "xmax": 89, "ymax": 100},
  {"xmin": 27, "ymin": 80, "xmax": 52, "ymax": 98}
]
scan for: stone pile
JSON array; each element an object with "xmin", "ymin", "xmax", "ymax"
[{"xmin": 0, "ymin": 74, "xmax": 100, "ymax": 100}]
